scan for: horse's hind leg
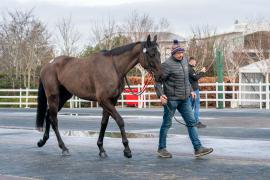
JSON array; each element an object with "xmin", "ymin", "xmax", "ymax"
[
  {"xmin": 100, "ymin": 99, "xmax": 132, "ymax": 158},
  {"xmin": 48, "ymin": 94, "xmax": 70, "ymax": 156},
  {"xmin": 37, "ymin": 88, "xmax": 72, "ymax": 148},
  {"xmin": 97, "ymin": 109, "xmax": 110, "ymax": 158}
]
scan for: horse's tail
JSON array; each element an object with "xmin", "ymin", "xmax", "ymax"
[{"xmin": 36, "ymin": 80, "xmax": 47, "ymax": 129}]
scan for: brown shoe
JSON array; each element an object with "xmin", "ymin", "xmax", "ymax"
[
  {"xmin": 157, "ymin": 148, "xmax": 172, "ymax": 158},
  {"xmin": 195, "ymin": 147, "xmax": 213, "ymax": 157}
]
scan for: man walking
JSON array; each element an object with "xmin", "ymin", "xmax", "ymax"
[
  {"xmin": 155, "ymin": 40, "xmax": 213, "ymax": 158},
  {"xmin": 188, "ymin": 57, "xmax": 207, "ymax": 128}
]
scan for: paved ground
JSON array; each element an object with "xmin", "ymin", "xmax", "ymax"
[{"xmin": 0, "ymin": 108, "xmax": 270, "ymax": 179}]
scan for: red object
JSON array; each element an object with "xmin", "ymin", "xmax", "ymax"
[{"xmin": 124, "ymin": 89, "xmax": 139, "ymax": 107}]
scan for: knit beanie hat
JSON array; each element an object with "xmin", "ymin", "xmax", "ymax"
[{"xmin": 171, "ymin": 39, "xmax": 185, "ymax": 55}]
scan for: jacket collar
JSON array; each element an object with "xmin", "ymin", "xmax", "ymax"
[{"xmin": 171, "ymin": 56, "xmax": 184, "ymax": 62}]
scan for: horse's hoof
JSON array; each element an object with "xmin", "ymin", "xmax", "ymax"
[
  {"xmin": 99, "ymin": 151, "xmax": 108, "ymax": 158},
  {"xmin": 36, "ymin": 127, "xmax": 44, "ymax": 132},
  {"xmin": 62, "ymin": 149, "xmax": 70, "ymax": 156},
  {"xmin": 37, "ymin": 140, "xmax": 45, "ymax": 147},
  {"xmin": 124, "ymin": 150, "xmax": 132, "ymax": 158}
]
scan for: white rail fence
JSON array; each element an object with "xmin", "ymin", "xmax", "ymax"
[{"xmin": 0, "ymin": 83, "xmax": 269, "ymax": 109}]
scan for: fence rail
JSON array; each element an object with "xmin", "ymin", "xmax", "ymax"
[{"xmin": 0, "ymin": 82, "xmax": 269, "ymax": 109}]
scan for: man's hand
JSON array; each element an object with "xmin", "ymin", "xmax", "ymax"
[
  {"xmin": 201, "ymin": 67, "xmax": 206, "ymax": 73},
  {"xmin": 191, "ymin": 92, "xmax": 196, "ymax": 99},
  {"xmin": 160, "ymin": 95, "xmax": 168, "ymax": 105}
]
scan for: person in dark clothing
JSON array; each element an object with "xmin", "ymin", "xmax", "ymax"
[
  {"xmin": 154, "ymin": 40, "xmax": 213, "ymax": 158},
  {"xmin": 188, "ymin": 57, "xmax": 207, "ymax": 128}
]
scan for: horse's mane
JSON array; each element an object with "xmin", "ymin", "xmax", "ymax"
[{"xmin": 101, "ymin": 42, "xmax": 142, "ymax": 56}]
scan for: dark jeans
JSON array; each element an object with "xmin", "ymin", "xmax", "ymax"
[{"xmin": 158, "ymin": 98, "xmax": 202, "ymax": 150}]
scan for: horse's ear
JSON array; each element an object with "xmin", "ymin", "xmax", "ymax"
[
  {"xmin": 146, "ymin": 34, "xmax": 151, "ymax": 46},
  {"xmin": 153, "ymin": 35, "xmax": 157, "ymax": 43}
]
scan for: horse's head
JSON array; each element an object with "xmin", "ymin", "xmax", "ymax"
[{"xmin": 139, "ymin": 34, "xmax": 162, "ymax": 82}]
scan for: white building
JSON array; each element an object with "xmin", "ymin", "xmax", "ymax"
[{"xmin": 239, "ymin": 59, "xmax": 270, "ymax": 109}]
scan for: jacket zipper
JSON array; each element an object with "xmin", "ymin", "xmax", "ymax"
[{"xmin": 180, "ymin": 61, "xmax": 186, "ymax": 98}]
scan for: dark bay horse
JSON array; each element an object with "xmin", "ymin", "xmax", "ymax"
[{"xmin": 36, "ymin": 35, "xmax": 161, "ymax": 158}]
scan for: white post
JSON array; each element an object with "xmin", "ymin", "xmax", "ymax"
[
  {"xmin": 26, "ymin": 88, "xmax": 29, "ymax": 108},
  {"xmin": 223, "ymin": 82, "xmax": 225, "ymax": 108},
  {"xmin": 148, "ymin": 93, "xmax": 151, "ymax": 108},
  {"xmin": 215, "ymin": 82, "xmax": 218, "ymax": 108},
  {"xmin": 138, "ymin": 84, "xmax": 142, "ymax": 108},
  {"xmin": 142, "ymin": 71, "xmax": 146, "ymax": 108},
  {"xmin": 121, "ymin": 94, "xmax": 124, "ymax": 108},
  {"xmin": 267, "ymin": 84, "xmax": 270, "ymax": 109},
  {"xmin": 266, "ymin": 73, "xmax": 269, "ymax": 109},
  {"xmin": 239, "ymin": 73, "xmax": 242, "ymax": 108},
  {"xmin": 205, "ymin": 91, "xmax": 208, "ymax": 109},
  {"xmin": 232, "ymin": 84, "xmax": 235, "ymax": 101},
  {"xmin": 143, "ymin": 93, "xmax": 146, "ymax": 109},
  {"xmin": 19, "ymin": 88, "xmax": 22, "ymax": 108},
  {"xmin": 259, "ymin": 82, "xmax": 262, "ymax": 109},
  {"xmin": 69, "ymin": 96, "xmax": 73, "ymax": 109},
  {"xmin": 230, "ymin": 79, "xmax": 237, "ymax": 108}
]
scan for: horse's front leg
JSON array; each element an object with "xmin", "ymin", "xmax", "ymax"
[
  {"xmin": 97, "ymin": 109, "xmax": 110, "ymax": 158},
  {"xmin": 37, "ymin": 110, "xmax": 50, "ymax": 147},
  {"xmin": 100, "ymin": 100, "xmax": 132, "ymax": 158}
]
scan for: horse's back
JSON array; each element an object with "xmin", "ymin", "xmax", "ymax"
[{"xmin": 40, "ymin": 53, "xmax": 119, "ymax": 100}]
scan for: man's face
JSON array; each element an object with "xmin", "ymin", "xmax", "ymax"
[
  {"xmin": 173, "ymin": 51, "xmax": 184, "ymax": 60},
  {"xmin": 189, "ymin": 59, "xmax": 197, "ymax": 66}
]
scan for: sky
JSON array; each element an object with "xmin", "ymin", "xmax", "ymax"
[{"xmin": 0, "ymin": 0, "xmax": 269, "ymax": 48}]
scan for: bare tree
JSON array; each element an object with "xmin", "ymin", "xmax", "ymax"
[
  {"xmin": 89, "ymin": 10, "xmax": 170, "ymax": 51},
  {"xmin": 0, "ymin": 10, "xmax": 53, "ymax": 88},
  {"xmin": 0, "ymin": 10, "xmax": 32, "ymax": 87},
  {"xmin": 222, "ymin": 37, "xmax": 246, "ymax": 82},
  {"xmin": 244, "ymin": 31, "xmax": 270, "ymax": 63},
  {"xmin": 56, "ymin": 15, "xmax": 81, "ymax": 56},
  {"xmin": 121, "ymin": 11, "xmax": 170, "ymax": 76},
  {"xmin": 90, "ymin": 17, "xmax": 120, "ymax": 50},
  {"xmin": 24, "ymin": 22, "xmax": 53, "ymax": 88},
  {"xmin": 122, "ymin": 10, "xmax": 170, "ymax": 42},
  {"xmin": 123, "ymin": 11, "xmax": 154, "ymax": 42},
  {"xmin": 187, "ymin": 25, "xmax": 217, "ymax": 74}
]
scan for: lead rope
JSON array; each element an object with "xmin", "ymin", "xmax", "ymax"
[
  {"xmin": 156, "ymin": 84, "xmax": 196, "ymax": 127},
  {"xmin": 163, "ymin": 101, "xmax": 195, "ymax": 127},
  {"xmin": 111, "ymin": 53, "xmax": 194, "ymax": 127},
  {"xmin": 124, "ymin": 73, "xmax": 153, "ymax": 96}
]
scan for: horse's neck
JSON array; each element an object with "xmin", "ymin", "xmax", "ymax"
[{"xmin": 112, "ymin": 45, "xmax": 141, "ymax": 78}]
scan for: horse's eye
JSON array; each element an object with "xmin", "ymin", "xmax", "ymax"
[
  {"xmin": 150, "ymin": 61, "xmax": 155, "ymax": 66},
  {"xmin": 147, "ymin": 52, "xmax": 155, "ymax": 57}
]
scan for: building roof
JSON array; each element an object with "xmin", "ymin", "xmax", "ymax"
[
  {"xmin": 155, "ymin": 32, "xmax": 185, "ymax": 42},
  {"xmin": 239, "ymin": 59, "xmax": 270, "ymax": 73}
]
